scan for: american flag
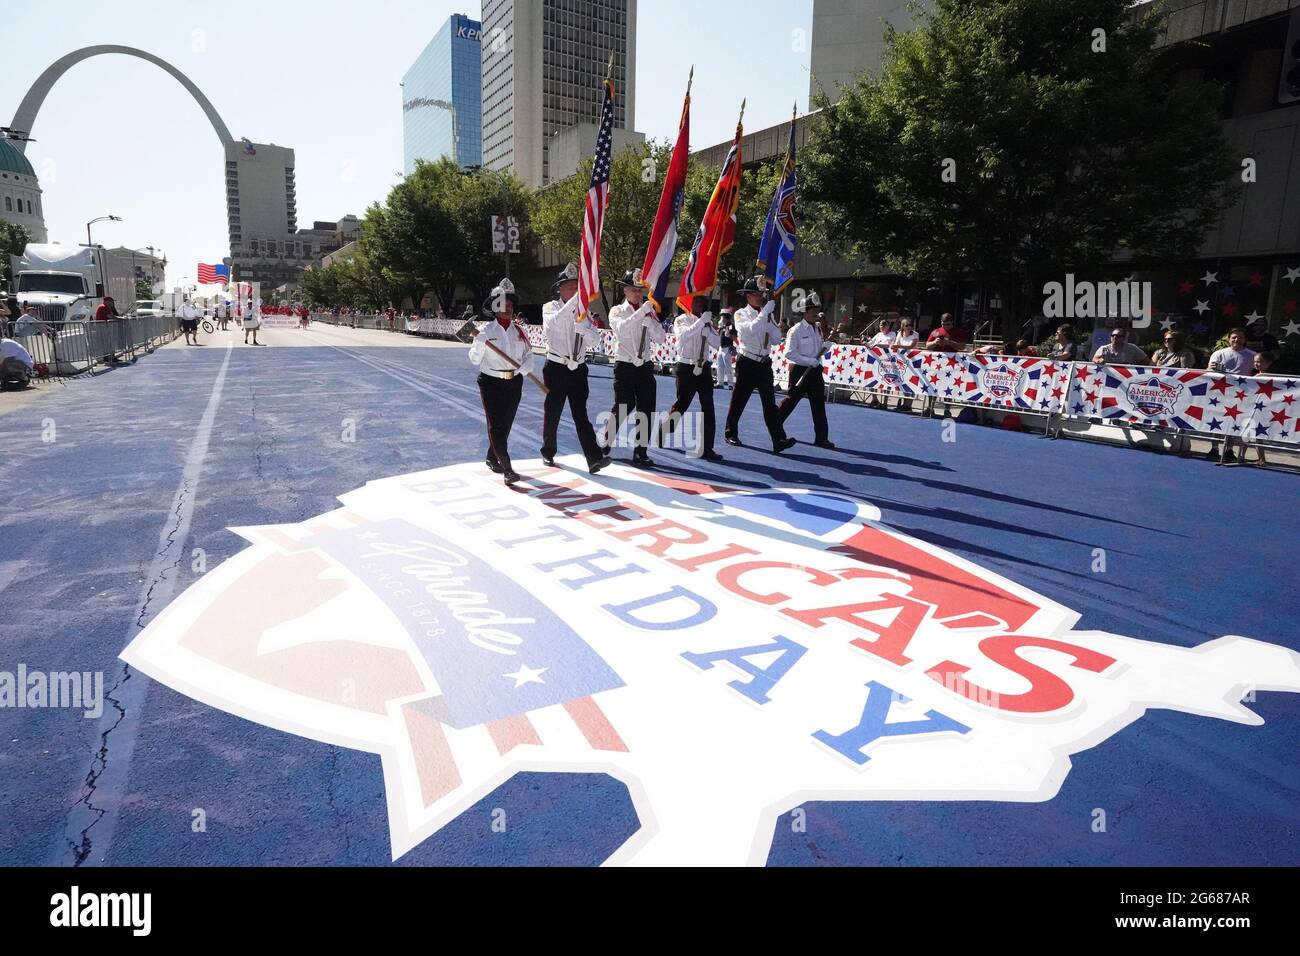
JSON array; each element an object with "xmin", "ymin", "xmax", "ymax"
[
  {"xmin": 578, "ymin": 77, "xmax": 616, "ymax": 318},
  {"xmin": 197, "ymin": 262, "xmax": 229, "ymax": 285}
]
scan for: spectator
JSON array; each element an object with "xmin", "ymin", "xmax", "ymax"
[
  {"xmin": 93, "ymin": 295, "xmax": 121, "ymax": 322},
  {"xmin": 926, "ymin": 313, "xmax": 970, "ymax": 351},
  {"xmin": 895, "ymin": 317, "xmax": 919, "ymax": 348},
  {"xmin": 1253, "ymin": 351, "xmax": 1275, "ymax": 376},
  {"xmin": 1091, "ymin": 327, "xmax": 1148, "ymax": 365},
  {"xmin": 0, "ymin": 299, "xmax": 10, "ymax": 338},
  {"xmin": 0, "ymin": 335, "xmax": 35, "ymax": 389},
  {"xmin": 1045, "ymin": 324, "xmax": 1077, "ymax": 361},
  {"xmin": 974, "ymin": 341, "xmax": 1007, "ymax": 356},
  {"xmin": 867, "ymin": 319, "xmax": 896, "ymax": 348},
  {"xmin": 1151, "ymin": 331, "xmax": 1196, "ymax": 368},
  {"xmin": 1015, "ymin": 339, "xmax": 1036, "ymax": 357},
  {"xmin": 715, "ymin": 308, "xmax": 736, "ymax": 389},
  {"xmin": 1207, "ymin": 327, "xmax": 1256, "ymax": 375}
]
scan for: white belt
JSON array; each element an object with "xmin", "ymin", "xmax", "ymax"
[
  {"xmin": 738, "ymin": 348, "xmax": 770, "ymax": 362},
  {"xmin": 480, "ymin": 367, "xmax": 517, "ymax": 380}
]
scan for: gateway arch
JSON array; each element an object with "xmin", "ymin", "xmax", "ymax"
[{"xmin": 10, "ymin": 44, "xmax": 234, "ymax": 151}]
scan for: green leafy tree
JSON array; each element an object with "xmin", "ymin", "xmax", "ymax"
[
  {"xmin": 361, "ymin": 159, "xmax": 532, "ymax": 314},
  {"xmin": 801, "ymin": 0, "xmax": 1239, "ymax": 341},
  {"xmin": 0, "ymin": 220, "xmax": 29, "ymax": 287}
]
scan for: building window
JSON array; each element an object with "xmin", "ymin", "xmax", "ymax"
[{"xmin": 3, "ymin": 197, "xmax": 10, "ymax": 212}]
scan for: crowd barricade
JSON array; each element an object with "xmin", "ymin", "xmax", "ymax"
[
  {"xmin": 470, "ymin": 324, "xmax": 1300, "ymax": 459},
  {"xmin": 8, "ymin": 316, "xmax": 181, "ymax": 377},
  {"xmin": 310, "ymin": 312, "xmax": 473, "ymax": 340}
]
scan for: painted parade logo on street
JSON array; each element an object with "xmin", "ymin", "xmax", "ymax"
[{"xmin": 122, "ymin": 460, "xmax": 1300, "ymax": 865}]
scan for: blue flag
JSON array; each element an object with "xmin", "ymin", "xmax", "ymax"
[{"xmin": 756, "ymin": 116, "xmax": 797, "ymax": 295}]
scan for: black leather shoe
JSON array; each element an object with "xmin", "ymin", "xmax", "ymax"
[
  {"xmin": 814, "ymin": 439, "xmax": 837, "ymax": 450},
  {"xmin": 724, "ymin": 435, "xmax": 742, "ymax": 447},
  {"xmin": 485, "ymin": 458, "xmax": 503, "ymax": 474},
  {"xmin": 541, "ymin": 453, "xmax": 556, "ymax": 467},
  {"xmin": 773, "ymin": 437, "xmax": 797, "ymax": 454},
  {"xmin": 632, "ymin": 455, "xmax": 655, "ymax": 468},
  {"xmin": 503, "ymin": 470, "xmax": 522, "ymax": 484},
  {"xmin": 701, "ymin": 450, "xmax": 725, "ymax": 463},
  {"xmin": 589, "ymin": 455, "xmax": 613, "ymax": 475}
]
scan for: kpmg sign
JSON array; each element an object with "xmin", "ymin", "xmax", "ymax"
[{"xmin": 456, "ymin": 21, "xmax": 481, "ymax": 42}]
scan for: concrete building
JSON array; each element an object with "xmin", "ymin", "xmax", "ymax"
[
  {"xmin": 692, "ymin": 0, "xmax": 1300, "ymax": 349},
  {"xmin": 809, "ymin": 0, "xmax": 914, "ymax": 104},
  {"xmin": 481, "ymin": 0, "xmax": 637, "ymax": 188},
  {"xmin": 0, "ymin": 135, "xmax": 47, "ymax": 243},
  {"xmin": 402, "ymin": 13, "xmax": 484, "ymax": 173},
  {"xmin": 546, "ymin": 121, "xmax": 645, "ymax": 181}
]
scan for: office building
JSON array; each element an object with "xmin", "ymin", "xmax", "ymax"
[
  {"xmin": 402, "ymin": 13, "xmax": 484, "ymax": 174},
  {"xmin": 693, "ymin": 0, "xmax": 1300, "ymax": 347},
  {"xmin": 481, "ymin": 0, "xmax": 637, "ymax": 188}
]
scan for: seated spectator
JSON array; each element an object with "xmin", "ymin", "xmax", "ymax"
[
  {"xmin": 1151, "ymin": 331, "xmax": 1197, "ymax": 368},
  {"xmin": 866, "ymin": 320, "xmax": 897, "ymax": 348},
  {"xmin": 926, "ymin": 312, "xmax": 970, "ymax": 350},
  {"xmin": 1045, "ymin": 324, "xmax": 1077, "ymax": 360},
  {"xmin": 1207, "ymin": 327, "xmax": 1256, "ymax": 375},
  {"xmin": 0, "ymin": 336, "xmax": 35, "ymax": 389},
  {"xmin": 1091, "ymin": 327, "xmax": 1148, "ymax": 365},
  {"xmin": 1015, "ymin": 339, "xmax": 1036, "ymax": 357}
]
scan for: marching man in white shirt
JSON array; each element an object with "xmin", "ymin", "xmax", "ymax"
[
  {"xmin": 605, "ymin": 269, "xmax": 664, "ymax": 467},
  {"xmin": 540, "ymin": 263, "xmax": 612, "ymax": 474},
  {"xmin": 724, "ymin": 276, "xmax": 796, "ymax": 453},
  {"xmin": 661, "ymin": 294, "xmax": 725, "ymax": 462},
  {"xmin": 469, "ymin": 278, "xmax": 535, "ymax": 484},
  {"xmin": 778, "ymin": 297, "xmax": 836, "ymax": 449},
  {"xmin": 603, "ymin": 269, "xmax": 665, "ymax": 468}
]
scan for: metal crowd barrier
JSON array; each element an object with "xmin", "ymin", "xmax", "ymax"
[
  {"xmin": 7, "ymin": 315, "xmax": 182, "ymax": 377},
  {"xmin": 309, "ymin": 312, "xmax": 475, "ymax": 341}
]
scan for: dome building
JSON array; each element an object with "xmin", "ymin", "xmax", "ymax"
[{"xmin": 0, "ymin": 136, "xmax": 47, "ymax": 243}]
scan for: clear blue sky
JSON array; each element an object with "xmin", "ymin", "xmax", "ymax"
[{"xmin": 4, "ymin": 0, "xmax": 813, "ymax": 292}]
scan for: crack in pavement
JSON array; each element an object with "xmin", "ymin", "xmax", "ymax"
[{"xmin": 55, "ymin": 344, "xmax": 232, "ymax": 866}]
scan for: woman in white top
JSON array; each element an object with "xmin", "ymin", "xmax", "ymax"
[
  {"xmin": 894, "ymin": 318, "xmax": 919, "ymax": 348},
  {"xmin": 867, "ymin": 320, "xmax": 897, "ymax": 349}
]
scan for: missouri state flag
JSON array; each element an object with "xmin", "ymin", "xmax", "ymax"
[
  {"xmin": 640, "ymin": 82, "xmax": 690, "ymax": 311},
  {"xmin": 676, "ymin": 113, "xmax": 743, "ymax": 313},
  {"xmin": 197, "ymin": 262, "xmax": 229, "ymax": 286}
]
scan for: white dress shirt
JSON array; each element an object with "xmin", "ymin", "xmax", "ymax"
[
  {"xmin": 733, "ymin": 301, "xmax": 781, "ymax": 360},
  {"xmin": 542, "ymin": 294, "xmax": 598, "ymax": 367},
  {"xmin": 608, "ymin": 300, "xmax": 663, "ymax": 364},
  {"xmin": 785, "ymin": 318, "xmax": 829, "ymax": 368},
  {"xmin": 674, "ymin": 312, "xmax": 719, "ymax": 366},
  {"xmin": 469, "ymin": 319, "xmax": 535, "ymax": 379}
]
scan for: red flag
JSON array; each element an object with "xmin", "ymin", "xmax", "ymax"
[{"xmin": 676, "ymin": 118, "xmax": 742, "ymax": 313}]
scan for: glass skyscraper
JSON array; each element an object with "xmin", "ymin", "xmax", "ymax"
[{"xmin": 402, "ymin": 13, "xmax": 483, "ymax": 174}]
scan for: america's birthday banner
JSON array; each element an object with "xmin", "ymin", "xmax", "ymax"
[{"xmin": 1068, "ymin": 364, "xmax": 1300, "ymax": 445}]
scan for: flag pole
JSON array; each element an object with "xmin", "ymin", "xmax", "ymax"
[{"xmin": 686, "ymin": 65, "xmax": 694, "ymax": 98}]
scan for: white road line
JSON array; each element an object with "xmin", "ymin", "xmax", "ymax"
[{"xmin": 55, "ymin": 341, "xmax": 234, "ymax": 866}]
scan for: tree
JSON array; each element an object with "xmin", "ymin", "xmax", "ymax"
[
  {"xmin": 0, "ymin": 221, "xmax": 29, "ymax": 287},
  {"xmin": 801, "ymin": 0, "xmax": 1238, "ymax": 341},
  {"xmin": 361, "ymin": 159, "xmax": 532, "ymax": 314}
]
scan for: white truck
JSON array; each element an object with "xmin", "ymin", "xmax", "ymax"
[{"xmin": 9, "ymin": 242, "xmax": 136, "ymax": 325}]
